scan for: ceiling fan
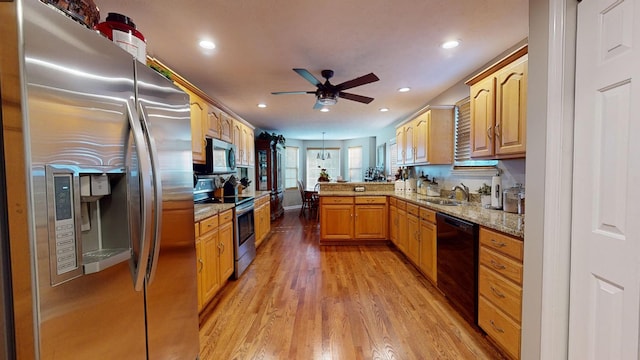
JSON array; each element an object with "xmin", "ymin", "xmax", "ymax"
[{"xmin": 272, "ymin": 68, "xmax": 380, "ymax": 109}]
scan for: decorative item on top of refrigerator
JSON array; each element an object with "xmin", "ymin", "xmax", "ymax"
[{"xmin": 95, "ymin": 13, "xmax": 147, "ymax": 63}]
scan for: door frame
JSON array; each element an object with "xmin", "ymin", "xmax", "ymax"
[{"xmin": 522, "ymin": 0, "xmax": 578, "ymax": 359}]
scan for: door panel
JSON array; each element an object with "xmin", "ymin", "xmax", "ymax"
[{"xmin": 569, "ymin": 0, "xmax": 640, "ymax": 358}]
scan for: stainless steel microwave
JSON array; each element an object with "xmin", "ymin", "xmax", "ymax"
[{"xmin": 193, "ymin": 138, "xmax": 237, "ymax": 174}]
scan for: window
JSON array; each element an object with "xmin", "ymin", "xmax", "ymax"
[
  {"xmin": 348, "ymin": 146, "xmax": 363, "ymax": 182},
  {"xmin": 454, "ymin": 97, "xmax": 498, "ymax": 167},
  {"xmin": 284, "ymin": 146, "xmax": 298, "ymax": 189},
  {"xmin": 306, "ymin": 148, "xmax": 340, "ymax": 189}
]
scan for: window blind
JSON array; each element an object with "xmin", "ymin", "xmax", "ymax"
[{"xmin": 454, "ymin": 97, "xmax": 472, "ymax": 162}]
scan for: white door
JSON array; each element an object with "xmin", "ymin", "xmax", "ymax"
[{"xmin": 569, "ymin": 0, "xmax": 640, "ymax": 359}]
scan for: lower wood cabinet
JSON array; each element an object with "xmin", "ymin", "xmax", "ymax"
[
  {"xmin": 320, "ymin": 196, "xmax": 387, "ymax": 243},
  {"xmin": 195, "ymin": 209, "xmax": 234, "ymax": 312},
  {"xmin": 477, "ymin": 227, "xmax": 524, "ymax": 359},
  {"xmin": 254, "ymin": 194, "xmax": 271, "ymax": 248},
  {"xmin": 402, "ymin": 203, "xmax": 437, "ymax": 284},
  {"xmin": 406, "ymin": 203, "xmax": 420, "ymax": 265}
]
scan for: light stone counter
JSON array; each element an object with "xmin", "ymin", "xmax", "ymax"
[
  {"xmin": 318, "ymin": 188, "xmax": 524, "ymax": 239},
  {"xmin": 193, "ymin": 190, "xmax": 271, "ymax": 222}
]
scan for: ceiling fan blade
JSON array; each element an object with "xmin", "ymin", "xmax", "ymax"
[
  {"xmin": 293, "ymin": 68, "xmax": 322, "ymax": 87},
  {"xmin": 339, "ymin": 92, "xmax": 374, "ymax": 104},
  {"xmin": 271, "ymin": 91, "xmax": 316, "ymax": 95},
  {"xmin": 313, "ymin": 101, "xmax": 324, "ymax": 110},
  {"xmin": 336, "ymin": 73, "xmax": 379, "ymax": 91}
]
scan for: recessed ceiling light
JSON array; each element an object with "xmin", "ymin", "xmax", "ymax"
[
  {"xmin": 199, "ymin": 40, "xmax": 216, "ymax": 50},
  {"xmin": 398, "ymin": 87, "xmax": 411, "ymax": 93},
  {"xmin": 257, "ymin": 103, "xmax": 267, "ymax": 108},
  {"xmin": 442, "ymin": 40, "xmax": 460, "ymax": 49},
  {"xmin": 379, "ymin": 108, "xmax": 389, "ymax": 112},
  {"xmin": 320, "ymin": 108, "xmax": 330, "ymax": 112}
]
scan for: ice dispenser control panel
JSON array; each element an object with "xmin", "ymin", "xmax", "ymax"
[{"xmin": 53, "ymin": 174, "xmax": 78, "ymax": 275}]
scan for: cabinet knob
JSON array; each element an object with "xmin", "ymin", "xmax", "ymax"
[
  {"xmin": 198, "ymin": 258, "xmax": 204, "ymax": 272},
  {"xmin": 490, "ymin": 259, "xmax": 506, "ymax": 270},
  {"xmin": 495, "ymin": 123, "xmax": 501, "ymax": 138},
  {"xmin": 490, "ymin": 286, "xmax": 506, "ymax": 299},
  {"xmin": 487, "ymin": 126, "xmax": 493, "ymax": 140},
  {"xmin": 490, "ymin": 239, "xmax": 507, "ymax": 248},
  {"xmin": 490, "ymin": 320, "xmax": 505, "ymax": 333}
]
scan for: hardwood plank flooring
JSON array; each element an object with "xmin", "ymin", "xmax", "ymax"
[{"xmin": 199, "ymin": 210, "xmax": 505, "ymax": 359}]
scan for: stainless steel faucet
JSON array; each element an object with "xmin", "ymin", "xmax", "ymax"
[{"xmin": 451, "ymin": 183, "xmax": 469, "ymax": 202}]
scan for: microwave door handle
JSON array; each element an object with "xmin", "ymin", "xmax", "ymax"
[
  {"xmin": 126, "ymin": 99, "xmax": 153, "ymax": 292},
  {"xmin": 138, "ymin": 102, "xmax": 163, "ymax": 285}
]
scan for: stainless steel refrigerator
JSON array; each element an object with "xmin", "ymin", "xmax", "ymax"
[{"xmin": 0, "ymin": 0, "xmax": 199, "ymax": 358}]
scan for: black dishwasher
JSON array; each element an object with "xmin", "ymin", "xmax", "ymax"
[{"xmin": 436, "ymin": 212, "xmax": 479, "ymax": 326}]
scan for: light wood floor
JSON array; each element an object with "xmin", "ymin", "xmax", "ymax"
[{"xmin": 199, "ymin": 210, "xmax": 505, "ymax": 360}]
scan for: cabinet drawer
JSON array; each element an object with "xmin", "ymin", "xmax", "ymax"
[
  {"xmin": 396, "ymin": 199, "xmax": 406, "ymax": 210},
  {"xmin": 419, "ymin": 208, "xmax": 436, "ymax": 223},
  {"xmin": 199, "ymin": 215, "xmax": 219, "ymax": 234},
  {"xmin": 479, "ymin": 265, "xmax": 522, "ymax": 323},
  {"xmin": 389, "ymin": 197, "xmax": 397, "ymax": 206},
  {"xmin": 480, "ymin": 227, "xmax": 523, "ymax": 261},
  {"xmin": 480, "ymin": 246, "xmax": 523, "ymax": 285},
  {"xmin": 219, "ymin": 209, "xmax": 234, "ymax": 223},
  {"xmin": 255, "ymin": 195, "xmax": 268, "ymax": 206},
  {"xmin": 478, "ymin": 296, "xmax": 521, "ymax": 360},
  {"xmin": 321, "ymin": 196, "xmax": 354, "ymax": 205},
  {"xmin": 406, "ymin": 203, "xmax": 419, "ymax": 216},
  {"xmin": 355, "ymin": 196, "xmax": 387, "ymax": 204}
]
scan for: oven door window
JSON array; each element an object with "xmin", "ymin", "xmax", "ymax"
[{"xmin": 237, "ymin": 210, "xmax": 255, "ymax": 246}]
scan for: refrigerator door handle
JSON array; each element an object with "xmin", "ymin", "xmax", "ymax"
[
  {"xmin": 138, "ymin": 102, "xmax": 163, "ymax": 285},
  {"xmin": 126, "ymin": 99, "xmax": 154, "ymax": 291}
]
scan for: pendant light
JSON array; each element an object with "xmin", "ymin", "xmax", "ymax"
[{"xmin": 317, "ymin": 132, "xmax": 331, "ymax": 160}]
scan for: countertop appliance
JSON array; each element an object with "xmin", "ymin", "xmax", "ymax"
[
  {"xmin": 0, "ymin": 1, "xmax": 199, "ymax": 357},
  {"xmin": 436, "ymin": 213, "xmax": 479, "ymax": 327},
  {"xmin": 503, "ymin": 184, "xmax": 525, "ymax": 214},
  {"xmin": 194, "ymin": 178, "xmax": 256, "ymax": 279}
]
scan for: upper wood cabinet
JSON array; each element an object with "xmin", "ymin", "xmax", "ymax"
[
  {"xmin": 219, "ymin": 112, "xmax": 233, "ymax": 143},
  {"xmin": 205, "ymin": 105, "xmax": 221, "ymax": 139},
  {"xmin": 467, "ymin": 45, "xmax": 528, "ymax": 159},
  {"xmin": 177, "ymin": 85, "xmax": 207, "ymax": 164},
  {"xmin": 395, "ymin": 106, "xmax": 454, "ymax": 165},
  {"xmin": 231, "ymin": 120, "xmax": 255, "ymax": 167}
]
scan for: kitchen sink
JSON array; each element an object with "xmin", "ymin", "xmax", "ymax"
[{"xmin": 425, "ymin": 199, "xmax": 462, "ymax": 206}]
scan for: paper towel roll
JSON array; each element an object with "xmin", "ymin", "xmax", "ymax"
[{"xmin": 491, "ymin": 175, "xmax": 503, "ymax": 208}]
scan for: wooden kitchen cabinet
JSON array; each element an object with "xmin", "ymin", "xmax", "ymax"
[
  {"xmin": 232, "ymin": 120, "xmax": 255, "ymax": 166},
  {"xmin": 413, "ymin": 106, "xmax": 455, "ymax": 164},
  {"xmin": 467, "ymin": 45, "xmax": 527, "ymax": 159},
  {"xmin": 194, "ymin": 209, "xmax": 234, "ymax": 312},
  {"xmin": 320, "ymin": 196, "xmax": 387, "ymax": 243},
  {"xmin": 205, "ymin": 104, "xmax": 221, "ymax": 139},
  {"xmin": 395, "ymin": 106, "xmax": 454, "ymax": 165},
  {"xmin": 254, "ymin": 194, "xmax": 271, "ymax": 248},
  {"xmin": 219, "ymin": 112, "xmax": 233, "ymax": 143},
  {"xmin": 396, "ymin": 200, "xmax": 408, "ymax": 252},
  {"xmin": 320, "ymin": 197, "xmax": 354, "ymax": 241},
  {"xmin": 389, "ymin": 198, "xmax": 399, "ymax": 247},
  {"xmin": 406, "ymin": 203, "xmax": 420, "ymax": 265},
  {"xmin": 178, "ymin": 86, "xmax": 207, "ymax": 164},
  {"xmin": 418, "ymin": 208, "xmax": 437, "ymax": 283},
  {"xmin": 354, "ymin": 197, "xmax": 388, "ymax": 239},
  {"xmin": 477, "ymin": 227, "xmax": 524, "ymax": 359}
]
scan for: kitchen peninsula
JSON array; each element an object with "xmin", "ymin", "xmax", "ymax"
[{"xmin": 317, "ymin": 181, "xmax": 524, "ymax": 359}]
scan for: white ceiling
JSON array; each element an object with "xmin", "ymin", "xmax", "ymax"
[{"xmin": 95, "ymin": 0, "xmax": 528, "ymax": 140}]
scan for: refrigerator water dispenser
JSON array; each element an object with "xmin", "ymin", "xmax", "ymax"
[{"xmin": 47, "ymin": 165, "xmax": 132, "ymax": 285}]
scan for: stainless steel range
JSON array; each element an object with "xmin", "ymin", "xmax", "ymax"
[{"xmin": 194, "ymin": 178, "xmax": 256, "ymax": 279}]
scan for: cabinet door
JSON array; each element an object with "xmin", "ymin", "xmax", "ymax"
[
  {"xmin": 407, "ymin": 213, "xmax": 420, "ymax": 264},
  {"xmin": 389, "ymin": 205, "xmax": 398, "ymax": 246},
  {"xmin": 495, "ymin": 55, "xmax": 527, "ymax": 157},
  {"xmin": 218, "ymin": 221, "xmax": 234, "ymax": 281},
  {"xmin": 232, "ymin": 121, "xmax": 243, "ymax": 164},
  {"xmin": 397, "ymin": 207, "xmax": 408, "ymax": 252},
  {"xmin": 395, "ymin": 127, "xmax": 405, "ymax": 165},
  {"xmin": 206, "ymin": 104, "xmax": 221, "ymax": 139},
  {"xmin": 189, "ymin": 94, "xmax": 207, "ymax": 163},
  {"xmin": 320, "ymin": 204, "xmax": 354, "ymax": 240},
  {"xmin": 413, "ymin": 112, "xmax": 430, "ymax": 164},
  {"xmin": 470, "ymin": 75, "xmax": 496, "ymax": 158},
  {"xmin": 195, "ymin": 240, "xmax": 203, "ymax": 311},
  {"xmin": 354, "ymin": 205, "xmax": 387, "ymax": 239},
  {"xmin": 404, "ymin": 124, "xmax": 415, "ymax": 164},
  {"xmin": 219, "ymin": 114, "xmax": 233, "ymax": 143},
  {"xmin": 419, "ymin": 220, "xmax": 437, "ymax": 283},
  {"xmin": 246, "ymin": 128, "xmax": 255, "ymax": 167},
  {"xmin": 201, "ymin": 228, "xmax": 221, "ymax": 306}
]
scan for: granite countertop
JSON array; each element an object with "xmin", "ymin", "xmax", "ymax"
[
  {"xmin": 319, "ymin": 190, "xmax": 524, "ymax": 239},
  {"xmin": 194, "ymin": 203, "xmax": 235, "ymax": 222}
]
